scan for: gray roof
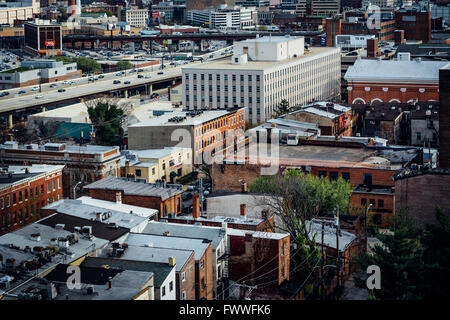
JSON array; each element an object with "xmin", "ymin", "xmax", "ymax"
[
  {"xmin": 98, "ymin": 244, "xmax": 194, "ymax": 272},
  {"xmin": 83, "ymin": 176, "xmax": 183, "ymax": 200},
  {"xmin": 142, "ymin": 221, "xmax": 226, "ymax": 251},
  {"xmin": 123, "ymin": 233, "xmax": 211, "ymax": 261},
  {"xmin": 81, "ymin": 257, "xmax": 173, "ymax": 288},
  {"xmin": 306, "ymin": 221, "xmax": 356, "ymax": 252}
]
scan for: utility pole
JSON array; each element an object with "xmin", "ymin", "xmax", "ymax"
[
  {"xmin": 335, "ymin": 206, "xmax": 341, "ymax": 295},
  {"xmin": 321, "ymin": 221, "xmax": 325, "ymax": 299}
]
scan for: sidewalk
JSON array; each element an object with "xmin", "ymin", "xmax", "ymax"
[{"xmin": 340, "ymin": 268, "xmax": 370, "ymax": 300}]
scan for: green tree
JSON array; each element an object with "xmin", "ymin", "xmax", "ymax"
[
  {"xmin": 355, "ymin": 210, "xmax": 425, "ymax": 300},
  {"xmin": 86, "ymin": 99, "xmax": 125, "ymax": 146},
  {"xmin": 421, "ymin": 206, "xmax": 450, "ymax": 298},
  {"xmin": 249, "ymin": 169, "xmax": 352, "ymax": 287},
  {"xmin": 53, "ymin": 56, "xmax": 101, "ymax": 74},
  {"xmin": 116, "ymin": 60, "xmax": 134, "ymax": 71},
  {"xmin": 274, "ymin": 99, "xmax": 291, "ymax": 117}
]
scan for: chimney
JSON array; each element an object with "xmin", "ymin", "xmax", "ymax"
[
  {"xmin": 394, "ymin": 30, "xmax": 405, "ymax": 46},
  {"xmin": 108, "ymin": 277, "xmax": 112, "ymax": 289},
  {"xmin": 240, "ymin": 204, "xmax": 247, "ymax": 218},
  {"xmin": 115, "ymin": 191, "xmax": 122, "ymax": 204},
  {"xmin": 192, "ymin": 193, "xmax": 200, "ymax": 218},
  {"xmin": 367, "ymin": 38, "xmax": 379, "ymax": 58},
  {"xmin": 241, "ymin": 181, "xmax": 247, "ymax": 193},
  {"xmin": 168, "ymin": 256, "xmax": 176, "ymax": 267}
]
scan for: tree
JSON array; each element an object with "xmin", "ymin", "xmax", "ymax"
[
  {"xmin": 249, "ymin": 169, "xmax": 352, "ymax": 287},
  {"xmin": 274, "ymin": 99, "xmax": 291, "ymax": 117},
  {"xmin": 86, "ymin": 98, "xmax": 127, "ymax": 146},
  {"xmin": 116, "ymin": 60, "xmax": 134, "ymax": 71},
  {"xmin": 75, "ymin": 56, "xmax": 102, "ymax": 74},
  {"xmin": 355, "ymin": 210, "xmax": 425, "ymax": 300},
  {"xmin": 421, "ymin": 206, "xmax": 450, "ymax": 298}
]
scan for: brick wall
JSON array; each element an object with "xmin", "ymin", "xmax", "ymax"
[
  {"xmin": 195, "ymin": 242, "xmax": 214, "ymax": 300},
  {"xmin": 395, "ymin": 173, "xmax": 450, "ymax": 226},
  {"xmin": 349, "ymin": 192, "xmax": 395, "ymax": 228},
  {"xmin": 177, "ymin": 252, "xmax": 196, "ymax": 300}
]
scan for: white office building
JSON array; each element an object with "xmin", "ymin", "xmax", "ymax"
[
  {"xmin": 182, "ymin": 36, "xmax": 341, "ymax": 124},
  {"xmin": 122, "ymin": 7, "xmax": 149, "ymax": 27},
  {"xmin": 187, "ymin": 5, "xmax": 256, "ymax": 30}
]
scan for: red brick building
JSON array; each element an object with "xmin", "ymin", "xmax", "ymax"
[
  {"xmin": 227, "ymin": 228, "xmax": 290, "ymax": 287},
  {"xmin": 394, "ymin": 10, "xmax": 431, "ymax": 43},
  {"xmin": 84, "ymin": 176, "xmax": 183, "ymax": 220},
  {"xmin": 344, "ymin": 55, "xmax": 448, "ymax": 104},
  {"xmin": 0, "ymin": 164, "xmax": 64, "ymax": 235},
  {"xmin": 0, "ymin": 142, "xmax": 122, "ymax": 198}
]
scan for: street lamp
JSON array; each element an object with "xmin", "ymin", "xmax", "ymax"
[{"xmin": 73, "ymin": 181, "xmax": 82, "ymax": 199}]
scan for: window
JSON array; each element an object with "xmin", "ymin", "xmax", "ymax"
[
  {"xmin": 318, "ymin": 171, "xmax": 327, "ymax": 178},
  {"xmin": 416, "ymin": 132, "xmax": 422, "ymax": 141},
  {"xmin": 182, "ymin": 271, "xmax": 186, "ymax": 282},
  {"xmin": 152, "ymin": 168, "xmax": 155, "ymax": 175},
  {"xmin": 182, "ymin": 291, "xmax": 186, "ymax": 300},
  {"xmin": 341, "ymin": 172, "xmax": 350, "ymax": 181},
  {"xmin": 330, "ymin": 172, "xmax": 338, "ymax": 181},
  {"xmin": 378, "ymin": 199, "xmax": 384, "ymax": 208},
  {"xmin": 162, "ymin": 163, "xmax": 166, "ymax": 170},
  {"xmin": 53, "ymin": 180, "xmax": 56, "ymax": 191},
  {"xmin": 58, "ymin": 178, "xmax": 61, "ymax": 189},
  {"xmin": 135, "ymin": 169, "xmax": 141, "ymax": 177},
  {"xmin": 47, "ymin": 182, "xmax": 51, "ymax": 193},
  {"xmin": 169, "ymin": 281, "xmax": 173, "ymax": 292},
  {"xmin": 24, "ymin": 189, "xmax": 28, "ymax": 200},
  {"xmin": 30, "ymin": 188, "xmax": 33, "ymax": 199},
  {"xmin": 13, "ymin": 193, "xmax": 16, "ymax": 205},
  {"xmin": 162, "ymin": 286, "xmax": 166, "ymax": 297},
  {"xmin": 6, "ymin": 195, "xmax": 10, "ymax": 207},
  {"xmin": 1, "ymin": 197, "xmax": 3, "ymax": 210},
  {"xmin": 363, "ymin": 174, "xmax": 372, "ymax": 186},
  {"xmin": 281, "ymin": 243, "xmax": 285, "ymax": 256},
  {"xmin": 200, "ymin": 260, "xmax": 204, "ymax": 269},
  {"xmin": 369, "ymin": 199, "xmax": 376, "ymax": 206},
  {"xmin": 36, "ymin": 186, "xmax": 39, "ymax": 197},
  {"xmin": 361, "ymin": 198, "xmax": 367, "ymax": 207},
  {"xmin": 41, "ymin": 184, "xmax": 44, "ymax": 194},
  {"xmin": 19, "ymin": 191, "xmax": 22, "ymax": 202}
]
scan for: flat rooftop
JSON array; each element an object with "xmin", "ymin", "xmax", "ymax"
[
  {"xmin": 123, "ymin": 233, "xmax": 211, "ymax": 261},
  {"xmin": 76, "ymin": 196, "xmax": 158, "ymax": 218},
  {"xmin": 128, "ymin": 110, "xmax": 233, "ymax": 128},
  {"xmin": 182, "ymin": 47, "xmax": 339, "ymax": 71},
  {"xmin": 97, "ymin": 244, "xmax": 194, "ymax": 272},
  {"xmin": 227, "ymin": 228, "xmax": 289, "ymax": 241},
  {"xmin": 83, "ymin": 176, "xmax": 183, "ymax": 200},
  {"xmin": 142, "ymin": 221, "xmax": 226, "ymax": 250}
]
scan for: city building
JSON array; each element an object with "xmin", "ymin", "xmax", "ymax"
[
  {"xmin": 24, "ymin": 19, "xmax": 62, "ymax": 56},
  {"xmin": 121, "ymin": 147, "xmax": 193, "ymax": 184},
  {"xmin": 42, "ymin": 264, "xmax": 155, "ymax": 300},
  {"xmin": 152, "ymin": 2, "xmax": 186, "ymax": 24},
  {"xmin": 439, "ymin": 63, "xmax": 450, "ymax": 168},
  {"xmin": 410, "ymin": 102, "xmax": 439, "ymax": 147},
  {"xmin": 93, "ymin": 243, "xmax": 197, "ymax": 300},
  {"xmin": 182, "ymin": 36, "xmax": 341, "ymax": 124},
  {"xmin": 127, "ymin": 109, "xmax": 245, "ymax": 165},
  {"xmin": 142, "ymin": 221, "xmax": 228, "ymax": 299},
  {"xmin": 0, "ymin": 142, "xmax": 122, "ymax": 199},
  {"xmin": 344, "ymin": 54, "xmax": 449, "ymax": 104},
  {"xmin": 394, "ymin": 8, "xmax": 432, "ymax": 43},
  {"xmin": 227, "ymin": 228, "xmax": 290, "ymax": 289},
  {"xmin": 236, "ymin": 0, "xmax": 271, "ymax": 7},
  {"xmin": 83, "ymin": 176, "xmax": 184, "ymax": 220},
  {"xmin": 283, "ymin": 102, "xmax": 353, "ymax": 136},
  {"xmin": 186, "ymin": 0, "xmax": 235, "ymax": 12},
  {"xmin": 0, "ymin": 59, "xmax": 81, "ymax": 90},
  {"xmin": 187, "ymin": 5, "xmax": 256, "ymax": 30},
  {"xmin": 121, "ymin": 6, "xmax": 149, "ymax": 27},
  {"xmin": 292, "ymin": 0, "xmax": 340, "ymax": 16},
  {"xmin": 0, "ymin": 0, "xmax": 40, "ymax": 26},
  {"xmin": 0, "ymin": 164, "xmax": 64, "ymax": 234},
  {"xmin": 80, "ymin": 257, "xmax": 176, "ymax": 300},
  {"xmin": 121, "ymin": 232, "xmax": 215, "ymax": 300}
]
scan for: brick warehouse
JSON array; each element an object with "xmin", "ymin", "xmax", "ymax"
[
  {"xmin": 83, "ymin": 176, "xmax": 183, "ymax": 220},
  {"xmin": 0, "ymin": 164, "xmax": 64, "ymax": 234},
  {"xmin": 344, "ymin": 54, "xmax": 448, "ymax": 105},
  {"xmin": 0, "ymin": 142, "xmax": 122, "ymax": 198}
]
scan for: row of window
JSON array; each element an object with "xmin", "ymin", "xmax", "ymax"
[
  {"xmin": 361, "ymin": 198, "xmax": 384, "ymax": 208},
  {"xmin": 0, "ymin": 177, "xmax": 61, "ymax": 210}
]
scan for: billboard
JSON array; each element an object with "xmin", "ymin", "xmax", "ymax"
[
  {"xmin": 152, "ymin": 11, "xmax": 165, "ymax": 18},
  {"xmin": 45, "ymin": 41, "xmax": 55, "ymax": 47}
]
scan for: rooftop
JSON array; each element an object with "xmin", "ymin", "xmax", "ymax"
[
  {"xmin": 128, "ymin": 110, "xmax": 234, "ymax": 128},
  {"xmin": 80, "ymin": 257, "xmax": 173, "ymax": 288},
  {"xmin": 38, "ymin": 213, "xmax": 130, "ymax": 242},
  {"xmin": 306, "ymin": 221, "xmax": 356, "ymax": 252},
  {"xmin": 227, "ymin": 228, "xmax": 290, "ymax": 241},
  {"xmin": 294, "ymin": 102, "xmax": 351, "ymax": 119},
  {"xmin": 42, "ymin": 198, "xmax": 154, "ymax": 228},
  {"xmin": 0, "ymin": 164, "xmax": 64, "ymax": 189},
  {"xmin": 182, "ymin": 47, "xmax": 339, "ymax": 71},
  {"xmin": 353, "ymin": 184, "xmax": 395, "ymax": 195},
  {"xmin": 83, "ymin": 176, "xmax": 183, "ymax": 200},
  {"xmin": 0, "ymin": 142, "xmax": 120, "ymax": 156},
  {"xmin": 344, "ymin": 58, "xmax": 449, "ymax": 82},
  {"xmin": 142, "ymin": 221, "xmax": 226, "ymax": 250},
  {"xmin": 123, "ymin": 233, "xmax": 211, "ymax": 261},
  {"xmin": 97, "ymin": 244, "xmax": 194, "ymax": 272}
]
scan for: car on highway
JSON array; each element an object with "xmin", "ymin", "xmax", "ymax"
[
  {"xmin": 157, "ymin": 71, "xmax": 164, "ymax": 75},
  {"xmin": 0, "ymin": 91, "xmax": 10, "ymax": 97},
  {"xmin": 98, "ymin": 75, "xmax": 105, "ymax": 79},
  {"xmin": 144, "ymin": 75, "xmax": 151, "ymax": 79},
  {"xmin": 18, "ymin": 90, "xmax": 26, "ymax": 94},
  {"xmin": 50, "ymin": 83, "xmax": 58, "ymax": 88},
  {"xmin": 113, "ymin": 80, "xmax": 121, "ymax": 84},
  {"xmin": 169, "ymin": 62, "xmax": 175, "ymax": 66},
  {"xmin": 35, "ymin": 94, "xmax": 43, "ymax": 99},
  {"xmin": 137, "ymin": 74, "xmax": 144, "ymax": 78},
  {"xmin": 62, "ymin": 80, "xmax": 69, "ymax": 84},
  {"xmin": 150, "ymin": 93, "xmax": 159, "ymax": 99},
  {"xmin": 69, "ymin": 81, "xmax": 76, "ymax": 85},
  {"xmin": 137, "ymin": 69, "xmax": 144, "ymax": 72},
  {"xmin": 58, "ymin": 88, "xmax": 66, "ymax": 92},
  {"xmin": 115, "ymin": 72, "xmax": 122, "ymax": 76},
  {"xmin": 31, "ymin": 86, "xmax": 39, "ymax": 91},
  {"xmin": 124, "ymin": 80, "xmax": 131, "ymax": 84}
]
